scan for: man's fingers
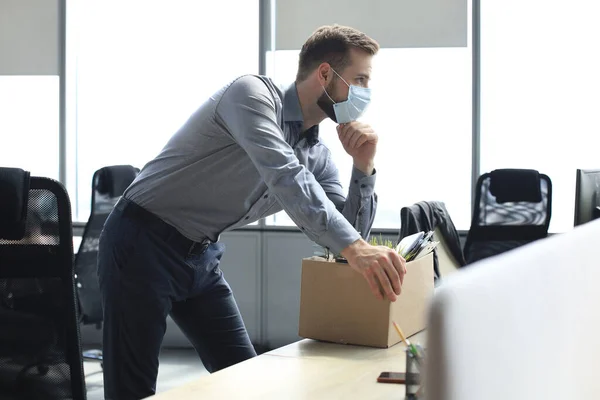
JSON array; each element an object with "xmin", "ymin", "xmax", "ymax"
[
  {"xmin": 364, "ymin": 271, "xmax": 383, "ymax": 300},
  {"xmin": 373, "ymin": 264, "xmax": 397, "ymax": 302},
  {"xmin": 380, "ymin": 255, "xmax": 401, "ymax": 295},
  {"xmin": 340, "ymin": 122, "xmax": 366, "ymax": 138},
  {"xmin": 338, "ymin": 128, "xmax": 360, "ymax": 149},
  {"xmin": 349, "ymin": 130, "xmax": 365, "ymax": 148},
  {"xmin": 337, "ymin": 123, "xmax": 377, "ymax": 151},
  {"xmin": 353, "ymin": 135, "xmax": 369, "ymax": 148},
  {"xmin": 362, "ymin": 131, "xmax": 378, "ymax": 143},
  {"xmin": 347, "ymin": 130, "xmax": 364, "ymax": 148},
  {"xmin": 338, "ymin": 131, "xmax": 352, "ymax": 148},
  {"xmin": 338, "ymin": 123, "xmax": 352, "ymax": 137},
  {"xmin": 350, "ymin": 131, "xmax": 377, "ymax": 148},
  {"xmin": 339, "ymin": 127, "xmax": 372, "ymax": 149},
  {"xmin": 390, "ymin": 252, "xmax": 406, "ymax": 287}
]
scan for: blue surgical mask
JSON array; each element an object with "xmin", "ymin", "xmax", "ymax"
[{"xmin": 322, "ymin": 69, "xmax": 371, "ymax": 124}]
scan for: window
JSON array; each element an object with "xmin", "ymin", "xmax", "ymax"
[
  {"xmin": 480, "ymin": 0, "xmax": 600, "ymax": 232},
  {"xmin": 0, "ymin": 76, "xmax": 59, "ymax": 179},
  {"xmin": 265, "ymin": 46, "xmax": 472, "ymax": 230},
  {"xmin": 67, "ymin": 0, "xmax": 259, "ymax": 221}
]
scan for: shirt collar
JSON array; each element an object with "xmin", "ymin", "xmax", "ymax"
[
  {"xmin": 283, "ymin": 82, "xmax": 320, "ymax": 147},
  {"xmin": 283, "ymin": 82, "xmax": 303, "ymax": 122}
]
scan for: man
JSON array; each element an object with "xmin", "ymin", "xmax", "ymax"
[{"xmin": 97, "ymin": 24, "xmax": 406, "ymax": 399}]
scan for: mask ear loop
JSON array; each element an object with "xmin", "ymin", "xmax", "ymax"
[
  {"xmin": 331, "ymin": 68, "xmax": 351, "ymax": 87},
  {"xmin": 331, "ymin": 68, "xmax": 362, "ymax": 115},
  {"xmin": 321, "ymin": 68, "xmax": 342, "ymax": 105},
  {"xmin": 321, "ymin": 85, "xmax": 337, "ymax": 104}
]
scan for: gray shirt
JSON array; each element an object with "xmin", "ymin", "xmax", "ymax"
[{"xmin": 124, "ymin": 75, "xmax": 377, "ymax": 255}]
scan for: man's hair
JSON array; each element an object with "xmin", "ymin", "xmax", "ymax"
[{"xmin": 296, "ymin": 25, "xmax": 379, "ymax": 82}]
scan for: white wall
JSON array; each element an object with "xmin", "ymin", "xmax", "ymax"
[{"xmin": 0, "ymin": 0, "xmax": 61, "ymax": 75}]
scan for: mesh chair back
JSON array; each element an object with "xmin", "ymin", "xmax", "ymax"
[
  {"xmin": 0, "ymin": 177, "xmax": 86, "ymax": 399},
  {"xmin": 464, "ymin": 172, "xmax": 552, "ymax": 264},
  {"xmin": 476, "ymin": 175, "xmax": 551, "ymax": 226},
  {"xmin": 74, "ymin": 165, "xmax": 138, "ymax": 325}
]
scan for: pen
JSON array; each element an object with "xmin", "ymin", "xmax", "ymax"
[{"xmin": 392, "ymin": 321, "xmax": 420, "ymax": 360}]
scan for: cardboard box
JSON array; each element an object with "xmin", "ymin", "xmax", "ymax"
[{"xmin": 298, "ymin": 252, "xmax": 434, "ymax": 348}]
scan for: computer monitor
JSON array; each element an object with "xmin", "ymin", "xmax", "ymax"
[{"xmin": 574, "ymin": 169, "xmax": 600, "ymax": 226}]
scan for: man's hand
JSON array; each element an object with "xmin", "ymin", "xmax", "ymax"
[
  {"xmin": 340, "ymin": 239, "xmax": 407, "ymax": 301},
  {"xmin": 337, "ymin": 121, "xmax": 377, "ymax": 176}
]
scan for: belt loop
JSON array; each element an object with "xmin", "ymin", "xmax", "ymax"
[
  {"xmin": 115, "ymin": 196, "xmax": 127, "ymax": 212},
  {"xmin": 187, "ymin": 239, "xmax": 209, "ymax": 257},
  {"xmin": 201, "ymin": 239, "xmax": 210, "ymax": 253},
  {"xmin": 188, "ymin": 242, "xmax": 196, "ymax": 256}
]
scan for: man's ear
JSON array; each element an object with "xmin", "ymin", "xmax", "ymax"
[{"xmin": 316, "ymin": 62, "xmax": 332, "ymax": 86}]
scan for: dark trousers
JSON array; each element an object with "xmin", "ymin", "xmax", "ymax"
[{"xmin": 97, "ymin": 198, "xmax": 256, "ymax": 400}]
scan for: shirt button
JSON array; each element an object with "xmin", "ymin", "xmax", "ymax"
[
  {"xmin": 263, "ymin": 194, "xmax": 268, "ymax": 199},
  {"xmin": 245, "ymin": 216, "xmax": 250, "ymax": 220},
  {"xmin": 358, "ymin": 211, "xmax": 363, "ymax": 216},
  {"xmin": 360, "ymin": 184, "xmax": 366, "ymax": 188},
  {"xmin": 354, "ymin": 179, "xmax": 359, "ymax": 184}
]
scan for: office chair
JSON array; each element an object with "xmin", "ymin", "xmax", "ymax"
[
  {"xmin": 463, "ymin": 169, "xmax": 552, "ymax": 264},
  {"xmin": 398, "ymin": 201, "xmax": 466, "ymax": 280},
  {"xmin": 74, "ymin": 165, "xmax": 138, "ymax": 365},
  {"xmin": 0, "ymin": 167, "xmax": 86, "ymax": 399}
]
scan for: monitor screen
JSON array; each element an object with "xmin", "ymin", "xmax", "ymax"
[{"xmin": 574, "ymin": 169, "xmax": 600, "ymax": 226}]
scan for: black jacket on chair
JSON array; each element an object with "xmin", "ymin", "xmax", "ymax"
[{"xmin": 398, "ymin": 201, "xmax": 466, "ymax": 280}]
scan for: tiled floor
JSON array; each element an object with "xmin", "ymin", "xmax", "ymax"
[{"xmin": 85, "ymin": 348, "xmax": 208, "ymax": 400}]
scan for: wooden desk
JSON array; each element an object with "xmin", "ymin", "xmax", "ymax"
[{"xmin": 149, "ymin": 331, "xmax": 426, "ymax": 399}]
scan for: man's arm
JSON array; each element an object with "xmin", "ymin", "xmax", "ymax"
[
  {"xmin": 215, "ymin": 76, "xmax": 359, "ymax": 255},
  {"xmin": 318, "ymin": 152, "xmax": 378, "ymax": 242}
]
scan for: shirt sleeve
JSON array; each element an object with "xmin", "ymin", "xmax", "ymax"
[
  {"xmin": 215, "ymin": 75, "xmax": 361, "ymax": 254},
  {"xmin": 317, "ymin": 152, "xmax": 378, "ymax": 241}
]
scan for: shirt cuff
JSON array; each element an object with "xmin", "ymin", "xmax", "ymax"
[
  {"xmin": 317, "ymin": 213, "xmax": 362, "ymax": 256},
  {"xmin": 348, "ymin": 167, "xmax": 376, "ymax": 198}
]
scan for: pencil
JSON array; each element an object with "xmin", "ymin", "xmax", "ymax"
[{"xmin": 392, "ymin": 321, "xmax": 419, "ymax": 359}]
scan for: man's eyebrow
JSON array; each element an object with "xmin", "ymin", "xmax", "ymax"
[{"xmin": 356, "ymin": 73, "xmax": 371, "ymax": 80}]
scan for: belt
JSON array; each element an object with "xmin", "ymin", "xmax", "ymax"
[{"xmin": 114, "ymin": 197, "xmax": 209, "ymax": 255}]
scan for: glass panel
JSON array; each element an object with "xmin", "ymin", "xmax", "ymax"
[
  {"xmin": 68, "ymin": 0, "xmax": 260, "ymax": 221},
  {"xmin": 265, "ymin": 45, "xmax": 472, "ymax": 230},
  {"xmin": 0, "ymin": 76, "xmax": 59, "ymax": 180},
  {"xmin": 480, "ymin": 0, "xmax": 600, "ymax": 232}
]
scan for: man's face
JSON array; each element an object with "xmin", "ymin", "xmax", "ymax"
[{"xmin": 317, "ymin": 48, "xmax": 373, "ymax": 122}]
